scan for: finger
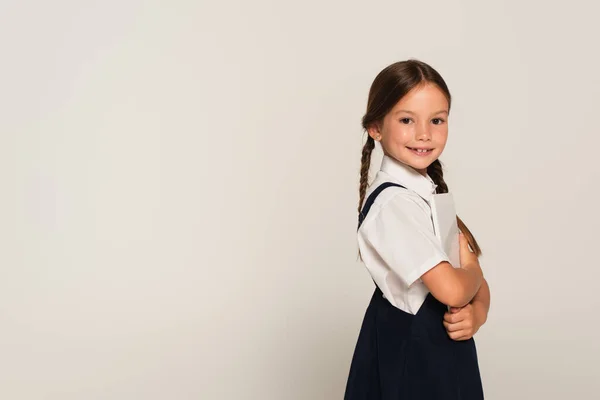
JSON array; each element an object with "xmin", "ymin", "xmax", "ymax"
[
  {"xmin": 449, "ymin": 307, "xmax": 462, "ymax": 313},
  {"xmin": 443, "ymin": 312, "xmax": 459, "ymax": 324},
  {"xmin": 448, "ymin": 330, "xmax": 464, "ymax": 340},
  {"xmin": 445, "ymin": 320, "xmax": 470, "ymax": 333},
  {"xmin": 459, "ymin": 232, "xmax": 470, "ymax": 252},
  {"xmin": 443, "ymin": 312, "xmax": 456, "ymax": 323},
  {"xmin": 459, "ymin": 233, "xmax": 477, "ymax": 266},
  {"xmin": 444, "ymin": 310, "xmax": 467, "ymax": 324},
  {"xmin": 446, "ymin": 304, "xmax": 473, "ymax": 322},
  {"xmin": 450, "ymin": 333, "xmax": 471, "ymax": 341},
  {"xmin": 443, "ymin": 320, "xmax": 459, "ymax": 330},
  {"xmin": 447, "ymin": 328, "xmax": 473, "ymax": 341}
]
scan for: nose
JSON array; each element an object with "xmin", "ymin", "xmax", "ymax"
[{"xmin": 416, "ymin": 123, "xmax": 431, "ymax": 141}]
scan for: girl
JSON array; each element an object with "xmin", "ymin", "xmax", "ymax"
[{"xmin": 344, "ymin": 60, "xmax": 491, "ymax": 400}]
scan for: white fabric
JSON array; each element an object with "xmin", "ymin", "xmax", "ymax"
[{"xmin": 357, "ymin": 155, "xmax": 451, "ymax": 314}]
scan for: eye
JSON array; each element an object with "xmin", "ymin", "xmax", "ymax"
[
  {"xmin": 432, "ymin": 118, "xmax": 445, "ymax": 125},
  {"xmin": 399, "ymin": 118, "xmax": 412, "ymax": 124}
]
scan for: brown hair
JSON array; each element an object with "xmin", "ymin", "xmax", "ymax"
[{"xmin": 359, "ymin": 59, "xmax": 481, "ymax": 256}]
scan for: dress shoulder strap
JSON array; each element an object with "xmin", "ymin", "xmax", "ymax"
[{"xmin": 358, "ymin": 182, "xmax": 406, "ymax": 229}]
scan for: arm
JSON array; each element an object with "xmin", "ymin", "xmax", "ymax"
[
  {"xmin": 359, "ymin": 194, "xmax": 482, "ymax": 308},
  {"xmin": 443, "ymin": 277, "xmax": 490, "ymax": 340},
  {"xmin": 421, "ymin": 262, "xmax": 482, "ymax": 308},
  {"xmin": 470, "ymin": 277, "xmax": 490, "ymax": 325},
  {"xmin": 421, "ymin": 233, "xmax": 483, "ymax": 308}
]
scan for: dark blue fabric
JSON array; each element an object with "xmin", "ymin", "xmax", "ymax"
[{"xmin": 345, "ymin": 182, "xmax": 484, "ymax": 399}]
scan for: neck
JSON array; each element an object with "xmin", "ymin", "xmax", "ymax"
[{"xmin": 383, "ymin": 152, "xmax": 429, "ymax": 177}]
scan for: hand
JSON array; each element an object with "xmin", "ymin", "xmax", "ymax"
[
  {"xmin": 443, "ymin": 303, "xmax": 482, "ymax": 341},
  {"xmin": 459, "ymin": 232, "xmax": 480, "ymax": 270}
]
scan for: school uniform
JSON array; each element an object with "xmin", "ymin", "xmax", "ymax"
[{"xmin": 344, "ymin": 155, "xmax": 484, "ymax": 400}]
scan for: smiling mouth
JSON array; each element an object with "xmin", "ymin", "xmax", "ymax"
[{"xmin": 407, "ymin": 147, "xmax": 434, "ymax": 155}]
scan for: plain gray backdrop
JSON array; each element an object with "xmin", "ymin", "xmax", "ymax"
[{"xmin": 1, "ymin": 0, "xmax": 599, "ymax": 399}]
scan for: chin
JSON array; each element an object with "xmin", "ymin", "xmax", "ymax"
[
  {"xmin": 394, "ymin": 150, "xmax": 438, "ymax": 171},
  {"xmin": 405, "ymin": 159, "xmax": 434, "ymax": 171}
]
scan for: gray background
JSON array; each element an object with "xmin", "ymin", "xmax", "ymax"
[{"xmin": 1, "ymin": 0, "xmax": 599, "ymax": 398}]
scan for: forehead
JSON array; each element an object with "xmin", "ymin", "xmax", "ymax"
[{"xmin": 390, "ymin": 83, "xmax": 449, "ymax": 114}]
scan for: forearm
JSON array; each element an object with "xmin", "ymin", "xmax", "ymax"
[
  {"xmin": 470, "ymin": 278, "xmax": 490, "ymax": 325},
  {"xmin": 423, "ymin": 261, "xmax": 483, "ymax": 308}
]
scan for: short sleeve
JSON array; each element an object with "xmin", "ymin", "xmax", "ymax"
[{"xmin": 358, "ymin": 192, "xmax": 450, "ymax": 287}]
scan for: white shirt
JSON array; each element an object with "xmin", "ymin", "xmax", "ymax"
[{"xmin": 357, "ymin": 155, "xmax": 450, "ymax": 314}]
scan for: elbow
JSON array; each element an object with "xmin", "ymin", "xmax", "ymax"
[
  {"xmin": 431, "ymin": 279, "xmax": 473, "ymax": 308},
  {"xmin": 444, "ymin": 290, "xmax": 471, "ymax": 308},
  {"xmin": 421, "ymin": 262, "xmax": 481, "ymax": 308}
]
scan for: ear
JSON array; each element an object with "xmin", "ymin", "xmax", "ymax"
[{"xmin": 366, "ymin": 123, "xmax": 383, "ymax": 142}]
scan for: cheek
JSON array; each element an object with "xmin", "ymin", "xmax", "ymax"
[
  {"xmin": 386, "ymin": 125, "xmax": 413, "ymax": 144},
  {"xmin": 435, "ymin": 128, "xmax": 449, "ymax": 146}
]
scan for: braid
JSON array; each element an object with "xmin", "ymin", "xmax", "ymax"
[
  {"xmin": 427, "ymin": 159, "xmax": 482, "ymax": 256},
  {"xmin": 358, "ymin": 136, "xmax": 375, "ymax": 215},
  {"xmin": 427, "ymin": 159, "xmax": 448, "ymax": 194}
]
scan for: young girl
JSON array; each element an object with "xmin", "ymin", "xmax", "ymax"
[{"xmin": 344, "ymin": 60, "xmax": 491, "ymax": 400}]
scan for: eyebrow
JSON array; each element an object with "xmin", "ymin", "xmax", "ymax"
[{"xmin": 394, "ymin": 109, "xmax": 449, "ymax": 116}]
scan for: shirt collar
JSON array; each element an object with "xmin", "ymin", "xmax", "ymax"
[{"xmin": 380, "ymin": 155, "xmax": 438, "ymax": 200}]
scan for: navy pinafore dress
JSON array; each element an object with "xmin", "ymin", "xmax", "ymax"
[{"xmin": 344, "ymin": 182, "xmax": 484, "ymax": 400}]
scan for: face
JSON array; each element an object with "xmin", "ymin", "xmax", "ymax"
[{"xmin": 368, "ymin": 83, "xmax": 449, "ymax": 175}]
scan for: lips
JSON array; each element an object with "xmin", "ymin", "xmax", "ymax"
[{"xmin": 407, "ymin": 147, "xmax": 433, "ymax": 156}]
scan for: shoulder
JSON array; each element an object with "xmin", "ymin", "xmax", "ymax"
[{"xmin": 361, "ymin": 181, "xmax": 431, "ymax": 232}]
